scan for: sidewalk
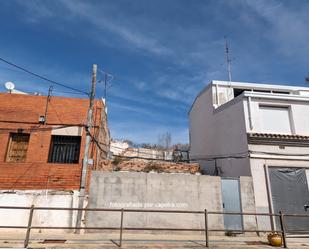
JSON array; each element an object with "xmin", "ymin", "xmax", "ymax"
[{"xmin": 0, "ymin": 231, "xmax": 308, "ymax": 248}]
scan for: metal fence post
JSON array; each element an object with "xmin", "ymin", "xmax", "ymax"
[
  {"xmin": 119, "ymin": 208, "xmax": 124, "ymax": 247},
  {"xmin": 24, "ymin": 205, "xmax": 35, "ymax": 248},
  {"xmin": 279, "ymin": 211, "xmax": 287, "ymax": 248},
  {"xmin": 204, "ymin": 209, "xmax": 209, "ymax": 248}
]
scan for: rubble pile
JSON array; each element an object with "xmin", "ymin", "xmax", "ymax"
[{"xmin": 95, "ymin": 158, "xmax": 200, "ymax": 174}]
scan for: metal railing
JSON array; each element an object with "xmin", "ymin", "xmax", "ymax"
[{"xmin": 0, "ymin": 205, "xmax": 308, "ymax": 248}]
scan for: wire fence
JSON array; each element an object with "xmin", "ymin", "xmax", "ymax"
[{"xmin": 0, "ymin": 205, "xmax": 308, "ymax": 248}]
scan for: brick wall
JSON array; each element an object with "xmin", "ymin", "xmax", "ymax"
[
  {"xmin": 0, "ymin": 93, "xmax": 106, "ymax": 190},
  {"xmin": 0, "ymin": 126, "xmax": 86, "ymax": 190},
  {"xmin": 0, "ymin": 163, "xmax": 82, "ymax": 190}
]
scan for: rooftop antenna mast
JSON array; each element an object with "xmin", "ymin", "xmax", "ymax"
[
  {"xmin": 224, "ymin": 36, "xmax": 232, "ymax": 82},
  {"xmin": 98, "ymin": 69, "xmax": 114, "ymax": 100}
]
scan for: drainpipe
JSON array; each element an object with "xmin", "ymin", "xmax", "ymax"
[
  {"xmin": 247, "ymin": 96, "xmax": 253, "ymax": 131},
  {"xmin": 215, "ymin": 84, "xmax": 219, "ymax": 106}
]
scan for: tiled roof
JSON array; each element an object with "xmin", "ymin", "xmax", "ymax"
[
  {"xmin": 248, "ymin": 133, "xmax": 309, "ymax": 140},
  {"xmin": 247, "ymin": 133, "xmax": 309, "ymax": 147}
]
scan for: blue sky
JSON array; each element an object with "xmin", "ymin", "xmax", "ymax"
[{"xmin": 0, "ymin": 0, "xmax": 308, "ymax": 144}]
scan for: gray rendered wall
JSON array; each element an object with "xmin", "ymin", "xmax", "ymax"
[
  {"xmin": 239, "ymin": 176, "xmax": 257, "ymax": 230},
  {"xmin": 86, "ymin": 172, "xmax": 256, "ymax": 232},
  {"xmin": 189, "ymin": 84, "xmax": 250, "ymax": 177}
]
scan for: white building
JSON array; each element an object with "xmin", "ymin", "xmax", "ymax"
[
  {"xmin": 110, "ymin": 140, "xmax": 130, "ymax": 156},
  {"xmin": 110, "ymin": 140, "xmax": 173, "ymax": 161},
  {"xmin": 189, "ymin": 80, "xmax": 309, "ymax": 231}
]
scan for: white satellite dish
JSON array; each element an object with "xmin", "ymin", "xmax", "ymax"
[{"xmin": 5, "ymin": 81, "xmax": 15, "ymax": 92}]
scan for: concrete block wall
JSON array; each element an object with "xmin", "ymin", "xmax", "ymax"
[
  {"xmin": 86, "ymin": 172, "xmax": 257, "ymax": 233},
  {"xmin": 240, "ymin": 176, "xmax": 258, "ymax": 230}
]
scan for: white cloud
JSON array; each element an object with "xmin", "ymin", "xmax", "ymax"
[
  {"xmin": 7, "ymin": 0, "xmax": 309, "ymax": 144},
  {"xmin": 18, "ymin": 0, "xmax": 54, "ymax": 23},
  {"xmin": 133, "ymin": 81, "xmax": 147, "ymax": 91},
  {"xmin": 0, "ymin": 57, "xmax": 90, "ymax": 96},
  {"xmin": 110, "ymin": 101, "xmax": 155, "ymax": 117},
  {"xmin": 244, "ymin": 0, "xmax": 309, "ymax": 58},
  {"xmin": 20, "ymin": 0, "xmax": 172, "ymax": 56}
]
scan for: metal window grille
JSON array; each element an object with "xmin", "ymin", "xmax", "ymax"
[{"xmin": 48, "ymin": 135, "xmax": 81, "ymax": 164}]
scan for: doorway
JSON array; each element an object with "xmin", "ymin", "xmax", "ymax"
[
  {"xmin": 221, "ymin": 178, "xmax": 243, "ymax": 231},
  {"xmin": 269, "ymin": 167, "xmax": 309, "ymax": 232}
]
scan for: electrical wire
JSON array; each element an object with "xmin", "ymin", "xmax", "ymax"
[
  {"xmin": 0, "ymin": 124, "xmax": 84, "ymax": 133},
  {"xmin": 52, "ymin": 89, "xmax": 86, "ymax": 95},
  {"xmin": 190, "ymin": 151, "xmax": 249, "ymax": 161},
  {"xmin": 112, "ymin": 154, "xmax": 174, "ymax": 162},
  {"xmin": 88, "ymin": 132, "xmax": 178, "ymax": 162},
  {"xmin": 249, "ymin": 150, "xmax": 309, "ymax": 157},
  {"xmin": 109, "ymin": 144, "xmax": 177, "ymax": 159},
  {"xmin": 191, "ymin": 150, "xmax": 309, "ymax": 162},
  {"xmin": 0, "ymin": 56, "xmax": 89, "ymax": 95}
]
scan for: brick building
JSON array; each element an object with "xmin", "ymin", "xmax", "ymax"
[{"xmin": 0, "ymin": 92, "xmax": 109, "ymax": 190}]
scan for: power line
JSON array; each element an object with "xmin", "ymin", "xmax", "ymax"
[
  {"xmin": 0, "ymin": 56, "xmax": 89, "ymax": 95},
  {"xmin": 191, "ymin": 150, "xmax": 309, "ymax": 162},
  {"xmin": 191, "ymin": 151, "xmax": 249, "ymax": 161},
  {"xmin": 249, "ymin": 150, "xmax": 309, "ymax": 157},
  {"xmin": 89, "ymin": 133, "xmax": 176, "ymax": 162},
  {"xmin": 0, "ymin": 124, "xmax": 84, "ymax": 133},
  {"xmin": 113, "ymin": 154, "xmax": 174, "ymax": 162},
  {"xmin": 52, "ymin": 89, "xmax": 86, "ymax": 95}
]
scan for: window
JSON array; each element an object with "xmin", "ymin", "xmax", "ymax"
[
  {"xmin": 6, "ymin": 133, "xmax": 30, "ymax": 162},
  {"xmin": 259, "ymin": 105, "xmax": 292, "ymax": 134},
  {"xmin": 48, "ymin": 135, "xmax": 81, "ymax": 164}
]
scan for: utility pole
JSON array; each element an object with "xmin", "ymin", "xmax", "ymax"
[
  {"xmin": 75, "ymin": 64, "xmax": 97, "ymax": 232},
  {"xmin": 43, "ymin": 85, "xmax": 53, "ymax": 124}
]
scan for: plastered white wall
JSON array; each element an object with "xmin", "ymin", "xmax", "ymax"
[
  {"xmin": 249, "ymin": 154, "xmax": 309, "ymax": 230},
  {"xmin": 190, "ymin": 82, "xmax": 309, "ymax": 230},
  {"xmin": 307, "ymin": 170, "xmax": 309, "ymax": 191},
  {"xmin": 244, "ymin": 97, "xmax": 309, "ymax": 135},
  {"xmin": 52, "ymin": 126, "xmax": 83, "ymax": 136},
  {"xmin": 0, "ymin": 190, "xmax": 79, "ymax": 232}
]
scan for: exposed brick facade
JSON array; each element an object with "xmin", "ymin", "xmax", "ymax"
[{"xmin": 0, "ymin": 93, "xmax": 107, "ymax": 190}]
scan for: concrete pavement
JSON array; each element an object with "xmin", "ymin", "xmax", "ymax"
[{"xmin": 0, "ymin": 231, "xmax": 308, "ymax": 248}]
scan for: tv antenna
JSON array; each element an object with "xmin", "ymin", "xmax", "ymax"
[
  {"xmin": 98, "ymin": 69, "xmax": 114, "ymax": 99},
  {"xmin": 5, "ymin": 81, "xmax": 15, "ymax": 93},
  {"xmin": 224, "ymin": 36, "xmax": 232, "ymax": 82}
]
